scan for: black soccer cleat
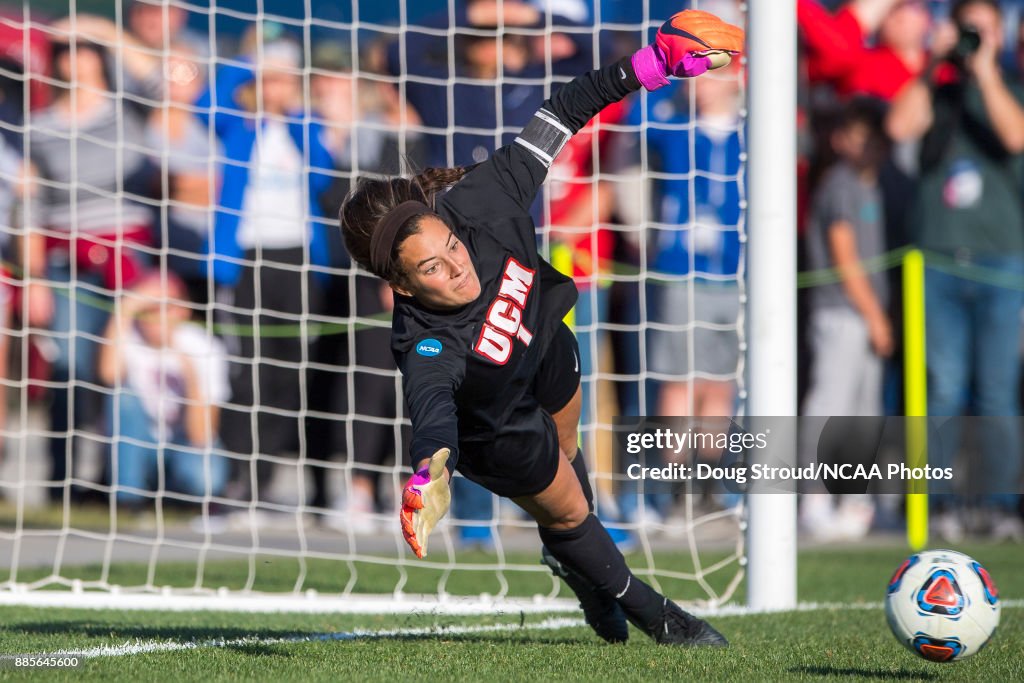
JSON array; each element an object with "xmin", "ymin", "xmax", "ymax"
[
  {"xmin": 541, "ymin": 546, "xmax": 629, "ymax": 644},
  {"xmin": 647, "ymin": 598, "xmax": 729, "ymax": 647}
]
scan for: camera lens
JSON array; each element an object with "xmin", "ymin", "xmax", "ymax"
[{"xmin": 953, "ymin": 24, "xmax": 981, "ymax": 59}]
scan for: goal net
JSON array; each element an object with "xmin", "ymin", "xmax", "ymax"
[{"xmin": 0, "ymin": 0, "xmax": 746, "ymax": 613}]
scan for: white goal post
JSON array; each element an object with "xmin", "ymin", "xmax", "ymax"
[{"xmin": 744, "ymin": 0, "xmax": 798, "ymax": 612}]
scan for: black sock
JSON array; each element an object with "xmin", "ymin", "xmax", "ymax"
[
  {"xmin": 539, "ymin": 514, "xmax": 663, "ymax": 629},
  {"xmin": 570, "ymin": 449, "xmax": 594, "ymax": 513}
]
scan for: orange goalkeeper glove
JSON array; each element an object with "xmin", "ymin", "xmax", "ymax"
[
  {"xmin": 632, "ymin": 9, "xmax": 745, "ymax": 91},
  {"xmin": 399, "ymin": 448, "xmax": 451, "ymax": 558}
]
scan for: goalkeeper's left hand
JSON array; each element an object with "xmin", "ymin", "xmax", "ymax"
[
  {"xmin": 632, "ymin": 9, "xmax": 745, "ymax": 91},
  {"xmin": 399, "ymin": 448, "xmax": 451, "ymax": 558}
]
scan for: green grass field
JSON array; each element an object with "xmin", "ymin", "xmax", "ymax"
[{"xmin": 1, "ymin": 543, "xmax": 1021, "ymax": 681}]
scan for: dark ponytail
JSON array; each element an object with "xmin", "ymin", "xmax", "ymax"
[{"xmin": 339, "ymin": 166, "xmax": 469, "ymax": 284}]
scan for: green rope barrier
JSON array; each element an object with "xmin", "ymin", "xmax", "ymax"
[{"xmin": 4, "ymin": 244, "xmax": 1021, "ymax": 339}]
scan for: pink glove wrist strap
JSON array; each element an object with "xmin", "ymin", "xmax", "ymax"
[
  {"xmin": 631, "ymin": 45, "xmax": 670, "ymax": 91},
  {"xmin": 632, "ymin": 45, "xmax": 715, "ymax": 91}
]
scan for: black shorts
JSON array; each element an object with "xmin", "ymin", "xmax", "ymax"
[
  {"xmin": 456, "ymin": 322, "xmax": 582, "ymax": 498},
  {"xmin": 532, "ymin": 321, "xmax": 582, "ymax": 414}
]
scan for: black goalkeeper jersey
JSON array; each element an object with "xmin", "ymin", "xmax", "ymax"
[{"xmin": 391, "ymin": 58, "xmax": 642, "ymax": 478}]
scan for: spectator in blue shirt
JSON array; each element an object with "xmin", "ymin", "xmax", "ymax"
[
  {"xmin": 195, "ymin": 28, "xmax": 335, "ymax": 507},
  {"xmin": 624, "ymin": 68, "xmax": 744, "ymax": 523}
]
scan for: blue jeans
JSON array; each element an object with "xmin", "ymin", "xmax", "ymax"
[
  {"xmin": 615, "ymin": 280, "xmax": 672, "ymax": 523},
  {"xmin": 615, "ymin": 279, "xmax": 659, "ymax": 416},
  {"xmin": 575, "ymin": 284, "xmax": 610, "ymax": 451},
  {"xmin": 451, "ymin": 476, "xmax": 495, "ymax": 540},
  {"xmin": 46, "ymin": 263, "xmax": 110, "ymax": 494},
  {"xmin": 107, "ymin": 392, "xmax": 229, "ymax": 504},
  {"xmin": 925, "ymin": 256, "xmax": 1024, "ymax": 510}
]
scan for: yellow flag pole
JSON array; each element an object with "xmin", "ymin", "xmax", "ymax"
[{"xmin": 903, "ymin": 249, "xmax": 928, "ymax": 550}]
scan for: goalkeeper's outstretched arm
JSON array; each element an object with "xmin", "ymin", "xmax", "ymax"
[
  {"xmin": 515, "ymin": 9, "xmax": 744, "ymax": 170},
  {"xmin": 480, "ymin": 9, "xmax": 743, "ymax": 216}
]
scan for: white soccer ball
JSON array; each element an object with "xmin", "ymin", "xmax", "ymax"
[{"xmin": 885, "ymin": 549, "xmax": 1001, "ymax": 662}]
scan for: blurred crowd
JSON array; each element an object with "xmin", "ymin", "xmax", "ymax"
[
  {"xmin": 0, "ymin": 0, "xmax": 1020, "ymax": 547},
  {"xmin": 797, "ymin": 0, "xmax": 1024, "ymax": 544}
]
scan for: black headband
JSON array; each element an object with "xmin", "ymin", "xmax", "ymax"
[{"xmin": 370, "ymin": 200, "xmax": 432, "ymax": 276}]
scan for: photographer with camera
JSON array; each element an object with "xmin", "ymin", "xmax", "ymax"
[{"xmin": 887, "ymin": 0, "xmax": 1024, "ymax": 542}]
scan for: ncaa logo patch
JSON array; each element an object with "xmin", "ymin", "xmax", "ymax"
[{"xmin": 416, "ymin": 338, "xmax": 443, "ymax": 357}]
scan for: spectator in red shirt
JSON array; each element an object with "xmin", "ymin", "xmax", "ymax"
[
  {"xmin": 544, "ymin": 100, "xmax": 627, "ymax": 464},
  {"xmin": 799, "ymin": 0, "xmax": 932, "ymax": 100}
]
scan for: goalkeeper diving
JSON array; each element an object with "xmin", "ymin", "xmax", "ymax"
[{"xmin": 339, "ymin": 10, "xmax": 744, "ymax": 646}]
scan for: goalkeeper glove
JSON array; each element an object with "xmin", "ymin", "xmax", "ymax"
[
  {"xmin": 400, "ymin": 448, "xmax": 451, "ymax": 558},
  {"xmin": 632, "ymin": 9, "xmax": 745, "ymax": 91}
]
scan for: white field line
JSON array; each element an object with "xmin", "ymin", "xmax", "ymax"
[
  {"xmin": 2, "ymin": 617, "xmax": 587, "ymax": 659},
  {"xmin": 1, "ymin": 601, "xmax": 1020, "ymax": 661},
  {"xmin": 0, "ymin": 591, "xmax": 584, "ymax": 615}
]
